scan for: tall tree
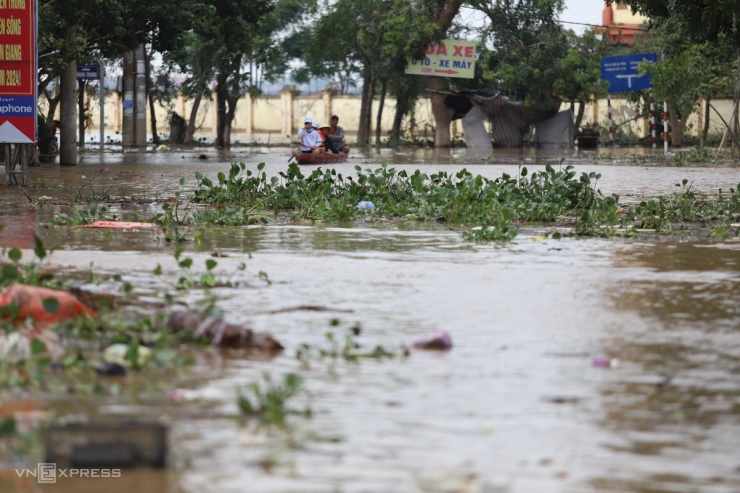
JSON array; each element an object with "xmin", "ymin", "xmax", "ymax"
[
  {"xmin": 553, "ymin": 29, "xmax": 609, "ymax": 131},
  {"xmin": 423, "ymin": 0, "xmax": 464, "ymax": 148},
  {"xmin": 39, "ymin": 0, "xmax": 194, "ymax": 164}
]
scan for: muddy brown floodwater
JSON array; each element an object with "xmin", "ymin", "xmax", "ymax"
[{"xmin": 1, "ymin": 146, "xmax": 740, "ymax": 493}]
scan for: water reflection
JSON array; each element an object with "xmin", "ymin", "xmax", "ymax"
[{"xmin": 1, "ymin": 153, "xmax": 740, "ymax": 493}]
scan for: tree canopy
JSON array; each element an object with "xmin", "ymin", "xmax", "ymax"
[{"xmin": 613, "ymin": 0, "xmax": 740, "ymax": 51}]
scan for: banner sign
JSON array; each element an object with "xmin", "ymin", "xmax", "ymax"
[
  {"xmin": 601, "ymin": 53, "xmax": 657, "ymax": 93},
  {"xmin": 405, "ymin": 40, "xmax": 476, "ymax": 79},
  {"xmin": 0, "ymin": 0, "xmax": 37, "ymax": 143}
]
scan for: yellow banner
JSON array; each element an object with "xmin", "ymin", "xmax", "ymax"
[{"xmin": 405, "ymin": 40, "xmax": 476, "ymax": 79}]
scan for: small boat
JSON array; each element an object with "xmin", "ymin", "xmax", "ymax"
[{"xmin": 291, "ymin": 149, "xmax": 350, "ymax": 165}]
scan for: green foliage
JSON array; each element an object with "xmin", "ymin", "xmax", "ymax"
[
  {"xmin": 615, "ymin": 0, "xmax": 740, "ymax": 51},
  {"xmin": 187, "ymin": 161, "xmax": 740, "ymax": 243},
  {"xmin": 553, "ymin": 30, "xmax": 610, "ymax": 104},
  {"xmin": 474, "ymin": 0, "xmax": 567, "ymax": 109},
  {"xmin": 50, "ymin": 204, "xmax": 118, "ymax": 226},
  {"xmin": 0, "ymin": 236, "xmax": 56, "ymax": 289},
  {"xmin": 161, "ymin": 248, "xmax": 243, "ymax": 290},
  {"xmin": 237, "ymin": 373, "xmax": 307, "ymax": 424},
  {"xmin": 295, "ymin": 322, "xmax": 399, "ymax": 363}
]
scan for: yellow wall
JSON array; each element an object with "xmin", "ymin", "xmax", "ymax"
[
  {"xmin": 612, "ymin": 3, "xmax": 648, "ymax": 25},
  {"xmin": 64, "ymin": 88, "xmax": 734, "ymax": 144}
]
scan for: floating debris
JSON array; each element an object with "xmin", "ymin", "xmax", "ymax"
[
  {"xmin": 265, "ymin": 305, "xmax": 353, "ymax": 314},
  {"xmin": 592, "ymin": 356, "xmax": 618, "ymax": 368},
  {"xmin": 167, "ymin": 310, "xmax": 283, "ymax": 350},
  {"xmin": 0, "ymin": 328, "xmax": 64, "ymax": 362},
  {"xmin": 411, "ymin": 329, "xmax": 452, "ymax": 350},
  {"xmin": 103, "ymin": 344, "xmax": 153, "ymax": 367},
  {"xmin": 79, "ymin": 220, "xmax": 161, "ymax": 229},
  {"xmin": 0, "ymin": 284, "xmax": 97, "ymax": 326}
]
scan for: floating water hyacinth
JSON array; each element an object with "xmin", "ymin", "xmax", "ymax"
[{"xmin": 356, "ymin": 201, "xmax": 375, "ymax": 210}]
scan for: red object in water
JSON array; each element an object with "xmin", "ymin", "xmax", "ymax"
[
  {"xmin": 80, "ymin": 220, "xmax": 160, "ymax": 229},
  {"xmin": 0, "ymin": 284, "xmax": 97, "ymax": 326}
]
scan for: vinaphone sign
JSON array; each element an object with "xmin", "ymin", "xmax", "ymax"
[
  {"xmin": 405, "ymin": 40, "xmax": 476, "ymax": 80},
  {"xmin": 0, "ymin": 0, "xmax": 36, "ymax": 143}
]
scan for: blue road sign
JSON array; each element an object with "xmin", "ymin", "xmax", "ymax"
[
  {"xmin": 76, "ymin": 64, "xmax": 100, "ymax": 80},
  {"xmin": 601, "ymin": 53, "xmax": 657, "ymax": 93}
]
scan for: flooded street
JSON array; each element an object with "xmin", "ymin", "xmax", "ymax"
[{"xmin": 2, "ymin": 147, "xmax": 740, "ymax": 493}]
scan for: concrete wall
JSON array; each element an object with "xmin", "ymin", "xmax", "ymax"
[{"xmin": 66, "ymin": 87, "xmax": 734, "ymax": 145}]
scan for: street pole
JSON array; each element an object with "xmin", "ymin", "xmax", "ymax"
[
  {"xmin": 122, "ymin": 51, "xmax": 134, "ymax": 147},
  {"xmin": 135, "ymin": 44, "xmax": 147, "ymax": 147},
  {"xmin": 100, "ymin": 63, "xmax": 105, "ymax": 150}
]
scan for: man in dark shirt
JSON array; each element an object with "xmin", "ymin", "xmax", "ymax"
[{"xmin": 326, "ymin": 115, "xmax": 349, "ymax": 153}]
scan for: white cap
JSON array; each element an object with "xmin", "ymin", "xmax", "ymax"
[
  {"xmin": 304, "ymin": 117, "xmax": 312, "ymax": 124},
  {"xmin": 312, "ymin": 121, "xmax": 320, "ymax": 128}
]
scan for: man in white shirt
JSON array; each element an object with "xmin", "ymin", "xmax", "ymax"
[{"xmin": 297, "ymin": 117, "xmax": 324, "ymax": 153}]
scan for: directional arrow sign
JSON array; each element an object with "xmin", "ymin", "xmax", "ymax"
[{"xmin": 601, "ymin": 53, "xmax": 657, "ymax": 93}]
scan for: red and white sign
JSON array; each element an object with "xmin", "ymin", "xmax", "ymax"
[{"xmin": 0, "ymin": 0, "xmax": 37, "ymax": 143}]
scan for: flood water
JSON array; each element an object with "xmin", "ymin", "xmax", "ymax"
[{"xmin": 1, "ymin": 146, "xmax": 740, "ymax": 493}]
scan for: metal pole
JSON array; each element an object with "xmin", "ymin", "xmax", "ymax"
[
  {"xmin": 135, "ymin": 44, "xmax": 147, "ymax": 147},
  {"xmin": 663, "ymin": 100, "xmax": 669, "ymax": 155},
  {"xmin": 100, "ymin": 63, "xmax": 105, "ymax": 150},
  {"xmin": 122, "ymin": 51, "xmax": 135, "ymax": 147},
  {"xmin": 650, "ymin": 94, "xmax": 656, "ymax": 149},
  {"xmin": 608, "ymin": 98, "xmax": 614, "ymax": 147}
]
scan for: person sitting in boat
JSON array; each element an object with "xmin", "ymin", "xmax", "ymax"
[
  {"xmin": 297, "ymin": 117, "xmax": 324, "ymax": 153},
  {"xmin": 326, "ymin": 115, "xmax": 350, "ymax": 154},
  {"xmin": 317, "ymin": 123, "xmax": 341, "ymax": 154}
]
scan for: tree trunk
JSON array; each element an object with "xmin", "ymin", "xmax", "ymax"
[
  {"xmin": 224, "ymin": 92, "xmax": 238, "ymax": 148},
  {"xmin": 357, "ymin": 68, "xmax": 374, "ymax": 144},
  {"xmin": 184, "ymin": 91, "xmax": 203, "ymax": 145},
  {"xmin": 375, "ymin": 79, "xmax": 387, "ymax": 145},
  {"xmin": 428, "ymin": 76, "xmax": 453, "ymax": 148},
  {"xmin": 216, "ymin": 77, "xmax": 227, "ymax": 148},
  {"xmin": 574, "ymin": 99, "xmax": 586, "ymax": 131},
  {"xmin": 44, "ymin": 85, "xmax": 60, "ymax": 124},
  {"xmin": 146, "ymin": 48, "xmax": 160, "ymax": 145},
  {"xmin": 667, "ymin": 101, "xmax": 684, "ymax": 147},
  {"xmin": 427, "ymin": 0, "xmax": 462, "ymax": 148},
  {"xmin": 701, "ymin": 97, "xmax": 710, "ymax": 147},
  {"xmin": 59, "ymin": 56, "xmax": 78, "ymax": 165}
]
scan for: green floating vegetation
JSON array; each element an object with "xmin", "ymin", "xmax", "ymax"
[
  {"xmin": 237, "ymin": 372, "xmax": 308, "ymax": 425},
  {"xmin": 182, "ymin": 161, "xmax": 739, "ymax": 241}
]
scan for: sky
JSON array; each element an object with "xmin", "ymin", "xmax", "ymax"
[{"xmin": 561, "ymin": 0, "xmax": 604, "ymax": 33}]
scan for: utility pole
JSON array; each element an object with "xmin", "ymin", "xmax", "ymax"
[
  {"xmin": 122, "ymin": 51, "xmax": 135, "ymax": 147},
  {"xmin": 122, "ymin": 45, "xmax": 147, "ymax": 147},
  {"xmin": 135, "ymin": 44, "xmax": 147, "ymax": 147}
]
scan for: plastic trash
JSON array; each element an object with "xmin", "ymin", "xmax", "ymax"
[
  {"xmin": 0, "ymin": 284, "xmax": 97, "ymax": 326},
  {"xmin": 592, "ymin": 356, "xmax": 618, "ymax": 368},
  {"xmin": 79, "ymin": 220, "xmax": 161, "ymax": 229},
  {"xmin": 103, "ymin": 343, "xmax": 153, "ymax": 367},
  {"xmin": 357, "ymin": 201, "xmax": 375, "ymax": 210},
  {"xmin": 411, "ymin": 329, "xmax": 452, "ymax": 350}
]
